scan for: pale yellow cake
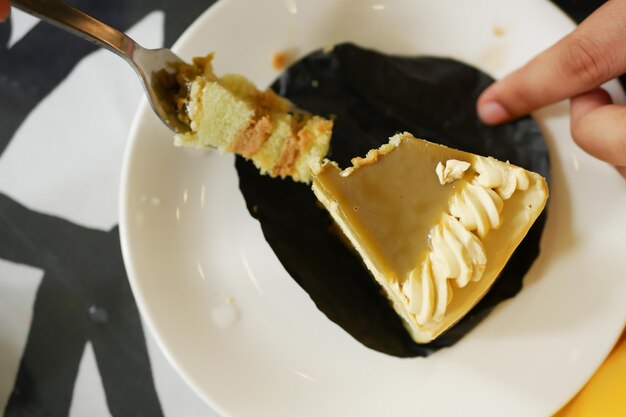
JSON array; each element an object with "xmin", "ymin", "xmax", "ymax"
[
  {"xmin": 167, "ymin": 55, "xmax": 332, "ymax": 183},
  {"xmin": 311, "ymin": 132, "xmax": 549, "ymax": 343}
]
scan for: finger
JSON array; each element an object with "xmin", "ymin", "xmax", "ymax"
[
  {"xmin": 570, "ymin": 88, "xmax": 626, "ymax": 167},
  {"xmin": 0, "ymin": 1, "xmax": 9, "ymax": 22},
  {"xmin": 477, "ymin": 0, "xmax": 626, "ymax": 125},
  {"xmin": 616, "ymin": 166, "xmax": 626, "ymax": 178}
]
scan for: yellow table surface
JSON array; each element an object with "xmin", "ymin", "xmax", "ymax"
[{"xmin": 554, "ymin": 327, "xmax": 626, "ymax": 417}]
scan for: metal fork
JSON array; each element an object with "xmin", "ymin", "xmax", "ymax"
[{"xmin": 11, "ymin": 0, "xmax": 190, "ymax": 133}]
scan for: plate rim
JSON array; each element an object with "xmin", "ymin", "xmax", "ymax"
[{"xmin": 118, "ymin": 1, "xmax": 626, "ymax": 416}]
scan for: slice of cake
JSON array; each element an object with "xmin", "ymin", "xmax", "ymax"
[
  {"xmin": 311, "ymin": 132, "xmax": 548, "ymax": 343},
  {"xmin": 163, "ymin": 55, "xmax": 332, "ymax": 183}
]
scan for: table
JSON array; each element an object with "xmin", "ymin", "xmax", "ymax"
[{"xmin": 0, "ymin": 1, "xmax": 620, "ymax": 416}]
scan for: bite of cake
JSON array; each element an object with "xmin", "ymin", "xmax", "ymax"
[
  {"xmin": 164, "ymin": 54, "xmax": 333, "ymax": 183},
  {"xmin": 311, "ymin": 132, "xmax": 549, "ymax": 343}
]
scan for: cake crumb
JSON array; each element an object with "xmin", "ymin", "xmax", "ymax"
[
  {"xmin": 272, "ymin": 52, "xmax": 288, "ymax": 70},
  {"xmin": 493, "ymin": 25, "xmax": 506, "ymax": 37}
]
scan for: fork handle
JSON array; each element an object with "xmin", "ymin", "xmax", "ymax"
[{"xmin": 10, "ymin": 0, "xmax": 141, "ymax": 62}]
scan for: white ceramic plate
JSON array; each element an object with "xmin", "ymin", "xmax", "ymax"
[{"xmin": 119, "ymin": 1, "xmax": 626, "ymax": 416}]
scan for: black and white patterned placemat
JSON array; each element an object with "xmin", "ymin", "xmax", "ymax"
[{"xmin": 0, "ymin": 1, "xmax": 605, "ymax": 416}]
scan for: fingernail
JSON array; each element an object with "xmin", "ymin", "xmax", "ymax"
[{"xmin": 477, "ymin": 101, "xmax": 509, "ymax": 125}]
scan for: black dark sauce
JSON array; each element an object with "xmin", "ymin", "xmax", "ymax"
[{"xmin": 235, "ymin": 43, "xmax": 550, "ymax": 357}]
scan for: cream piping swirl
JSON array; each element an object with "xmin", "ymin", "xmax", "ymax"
[
  {"xmin": 450, "ymin": 183, "xmax": 503, "ymax": 238},
  {"xmin": 402, "ymin": 157, "xmax": 530, "ymax": 325},
  {"xmin": 474, "ymin": 156, "xmax": 529, "ymax": 199}
]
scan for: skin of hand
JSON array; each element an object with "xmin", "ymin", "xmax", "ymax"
[
  {"xmin": 0, "ymin": 0, "xmax": 9, "ymax": 22},
  {"xmin": 477, "ymin": 0, "xmax": 626, "ymax": 178}
]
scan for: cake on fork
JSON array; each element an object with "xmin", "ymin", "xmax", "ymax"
[{"xmin": 162, "ymin": 54, "xmax": 332, "ymax": 183}]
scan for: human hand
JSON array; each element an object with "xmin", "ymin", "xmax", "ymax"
[
  {"xmin": 0, "ymin": 0, "xmax": 9, "ymax": 22},
  {"xmin": 477, "ymin": 0, "xmax": 626, "ymax": 178}
]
